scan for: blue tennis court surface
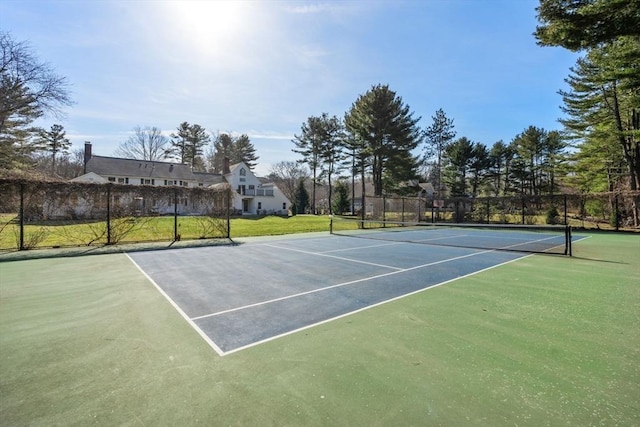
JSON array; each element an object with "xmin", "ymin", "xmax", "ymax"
[{"xmin": 127, "ymin": 233, "xmax": 568, "ymax": 355}]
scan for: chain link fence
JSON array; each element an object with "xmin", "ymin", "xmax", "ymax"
[
  {"xmin": 0, "ymin": 178, "xmax": 232, "ymax": 251},
  {"xmin": 360, "ymin": 192, "xmax": 639, "ymax": 231}
]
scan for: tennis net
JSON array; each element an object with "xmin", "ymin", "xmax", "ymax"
[{"xmin": 330, "ymin": 217, "xmax": 573, "ymax": 256}]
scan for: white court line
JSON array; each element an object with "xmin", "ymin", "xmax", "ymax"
[
  {"xmin": 190, "ymin": 248, "xmax": 493, "ymax": 322},
  {"xmin": 318, "ymin": 240, "xmax": 406, "ymax": 254},
  {"xmin": 125, "ymin": 253, "xmax": 226, "ymax": 357},
  {"xmin": 222, "ymin": 253, "xmax": 532, "ymax": 356},
  {"xmin": 262, "ymin": 243, "xmax": 405, "ymax": 270}
]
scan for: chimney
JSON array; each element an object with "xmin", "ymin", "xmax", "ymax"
[
  {"xmin": 223, "ymin": 156, "xmax": 230, "ymax": 175},
  {"xmin": 84, "ymin": 141, "xmax": 92, "ymax": 174}
]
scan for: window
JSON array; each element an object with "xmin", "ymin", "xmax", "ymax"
[
  {"xmin": 108, "ymin": 177, "xmax": 116, "ymax": 182},
  {"xmin": 240, "ymin": 168, "xmax": 246, "ymax": 176},
  {"xmin": 142, "ymin": 179, "xmax": 152, "ymax": 185},
  {"xmin": 125, "ymin": 177, "xmax": 129, "ymax": 184},
  {"xmin": 258, "ymin": 202, "xmax": 262, "ymax": 210},
  {"xmin": 283, "ymin": 203, "xmax": 287, "ymax": 210},
  {"xmin": 117, "ymin": 177, "xmax": 125, "ymax": 183},
  {"xmin": 199, "ymin": 183, "xmax": 203, "ymax": 187},
  {"xmin": 151, "ymin": 179, "xmax": 155, "ymax": 185},
  {"xmin": 239, "ymin": 177, "xmax": 246, "ymax": 182}
]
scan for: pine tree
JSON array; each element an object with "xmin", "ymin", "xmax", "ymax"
[
  {"xmin": 36, "ymin": 124, "xmax": 71, "ymax": 175},
  {"xmin": 332, "ymin": 180, "xmax": 351, "ymax": 215},
  {"xmin": 423, "ymin": 108, "xmax": 456, "ymax": 198},
  {"xmin": 294, "ymin": 178, "xmax": 310, "ymax": 214},
  {"xmin": 443, "ymin": 137, "xmax": 475, "ymax": 197},
  {"xmin": 560, "ymin": 40, "xmax": 640, "ymax": 191},
  {"xmin": 168, "ymin": 122, "xmax": 210, "ymax": 168},
  {"xmin": 292, "ymin": 117, "xmax": 322, "ymax": 213},
  {"xmin": 168, "ymin": 122, "xmax": 190, "ymax": 164},
  {"xmin": 232, "ymin": 134, "xmax": 259, "ymax": 169},
  {"xmin": 488, "ymin": 140, "xmax": 515, "ymax": 196},
  {"xmin": 344, "ymin": 84, "xmax": 422, "ymax": 196},
  {"xmin": 293, "ymin": 113, "xmax": 344, "ymax": 213},
  {"xmin": 535, "ymin": 0, "xmax": 640, "ymax": 51}
]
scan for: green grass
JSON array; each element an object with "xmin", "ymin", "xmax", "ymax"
[
  {"xmin": 0, "ymin": 214, "xmax": 331, "ymax": 250},
  {"xmin": 230, "ymin": 214, "xmax": 330, "ymax": 237},
  {"xmin": 1, "ymin": 233, "xmax": 638, "ymax": 425}
]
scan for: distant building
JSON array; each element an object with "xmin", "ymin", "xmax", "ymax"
[{"xmin": 72, "ymin": 142, "xmax": 290, "ymax": 215}]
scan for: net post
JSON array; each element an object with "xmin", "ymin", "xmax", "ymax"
[
  {"xmin": 565, "ymin": 225, "xmax": 572, "ymax": 256},
  {"xmin": 329, "ymin": 216, "xmax": 333, "ymax": 234}
]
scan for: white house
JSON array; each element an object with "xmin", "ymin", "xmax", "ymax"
[
  {"xmin": 72, "ymin": 142, "xmax": 290, "ymax": 216},
  {"xmin": 224, "ymin": 162, "xmax": 290, "ymax": 215}
]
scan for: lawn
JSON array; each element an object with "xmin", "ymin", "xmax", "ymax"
[
  {"xmin": 0, "ymin": 232, "xmax": 638, "ymax": 425},
  {"xmin": 0, "ymin": 214, "xmax": 330, "ymax": 250}
]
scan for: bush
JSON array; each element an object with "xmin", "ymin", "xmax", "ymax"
[{"xmin": 546, "ymin": 205, "xmax": 560, "ymax": 224}]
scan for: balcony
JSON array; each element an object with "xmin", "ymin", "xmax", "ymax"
[{"xmin": 237, "ymin": 188, "xmax": 274, "ymax": 197}]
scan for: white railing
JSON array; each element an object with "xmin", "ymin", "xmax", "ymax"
[{"xmin": 237, "ymin": 189, "xmax": 274, "ymax": 196}]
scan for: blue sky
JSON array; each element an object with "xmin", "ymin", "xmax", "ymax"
[{"xmin": 1, "ymin": 0, "xmax": 578, "ymax": 176}]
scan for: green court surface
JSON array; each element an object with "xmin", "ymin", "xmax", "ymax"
[{"xmin": 1, "ymin": 232, "xmax": 638, "ymax": 426}]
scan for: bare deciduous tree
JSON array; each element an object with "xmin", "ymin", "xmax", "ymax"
[
  {"xmin": 115, "ymin": 126, "xmax": 170, "ymax": 161},
  {"xmin": 267, "ymin": 161, "xmax": 309, "ymax": 204}
]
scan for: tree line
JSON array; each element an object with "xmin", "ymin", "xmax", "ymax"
[
  {"xmin": 281, "ymin": 87, "xmax": 570, "ymax": 215},
  {"xmin": 279, "ymin": 0, "xmax": 639, "ymax": 219}
]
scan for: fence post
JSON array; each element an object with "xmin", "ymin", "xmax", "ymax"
[
  {"xmin": 563, "ymin": 195, "xmax": 567, "ymax": 225},
  {"xmin": 106, "ymin": 185, "xmax": 112, "ymax": 245},
  {"xmin": 486, "ymin": 198, "xmax": 490, "ymax": 223},
  {"xmin": 382, "ymin": 195, "xmax": 386, "ymax": 226},
  {"xmin": 19, "ymin": 183, "xmax": 25, "ymax": 251},
  {"xmin": 521, "ymin": 197, "xmax": 526, "ymax": 224},
  {"xmin": 226, "ymin": 187, "xmax": 231, "ymax": 239},
  {"xmin": 615, "ymin": 193, "xmax": 620, "ymax": 231},
  {"xmin": 174, "ymin": 188, "xmax": 179, "ymax": 241}
]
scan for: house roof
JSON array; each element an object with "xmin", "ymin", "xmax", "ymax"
[
  {"xmin": 71, "ymin": 172, "xmax": 108, "ymax": 183},
  {"xmin": 86, "ymin": 156, "xmax": 198, "ymax": 180},
  {"xmin": 193, "ymin": 171, "xmax": 226, "ymax": 186}
]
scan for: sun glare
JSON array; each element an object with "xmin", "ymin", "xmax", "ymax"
[{"xmin": 163, "ymin": 1, "xmax": 254, "ymax": 59}]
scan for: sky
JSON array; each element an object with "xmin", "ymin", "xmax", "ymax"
[{"xmin": 1, "ymin": 0, "xmax": 579, "ymax": 176}]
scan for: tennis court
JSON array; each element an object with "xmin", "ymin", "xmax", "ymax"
[
  {"xmin": 2, "ymin": 229, "xmax": 638, "ymax": 426},
  {"xmin": 128, "ymin": 223, "xmax": 579, "ymax": 355}
]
